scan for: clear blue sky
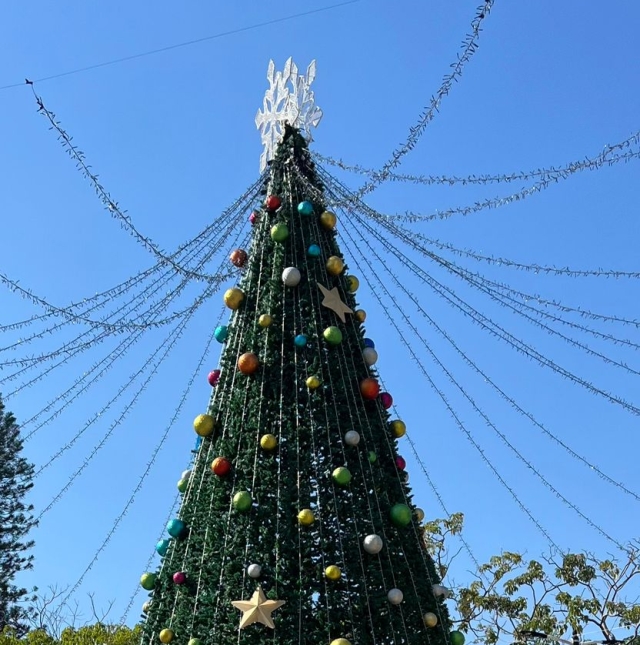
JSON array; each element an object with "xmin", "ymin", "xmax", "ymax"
[{"xmin": 1, "ymin": 0, "xmax": 639, "ymax": 629}]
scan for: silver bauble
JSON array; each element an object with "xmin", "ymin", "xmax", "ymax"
[
  {"xmin": 432, "ymin": 583, "xmax": 450, "ymax": 598},
  {"xmin": 181, "ymin": 469, "xmax": 192, "ymax": 480},
  {"xmin": 387, "ymin": 588, "xmax": 404, "ymax": 605},
  {"xmin": 363, "ymin": 347, "xmax": 378, "ymax": 366},
  {"xmin": 344, "ymin": 430, "xmax": 360, "ymax": 446},
  {"xmin": 282, "ymin": 267, "xmax": 301, "ymax": 287},
  {"xmin": 247, "ymin": 564, "xmax": 262, "ymax": 578},
  {"xmin": 363, "ymin": 534, "xmax": 383, "ymax": 554},
  {"xmin": 142, "ymin": 601, "xmax": 152, "ymax": 613}
]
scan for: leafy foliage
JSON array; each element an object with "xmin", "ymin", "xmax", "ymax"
[{"xmin": 0, "ymin": 624, "xmax": 141, "ymax": 645}]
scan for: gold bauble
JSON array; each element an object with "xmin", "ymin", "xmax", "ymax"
[
  {"xmin": 325, "ymin": 565, "xmax": 342, "ymax": 580},
  {"xmin": 260, "ymin": 434, "xmax": 278, "ymax": 451},
  {"xmin": 159, "ymin": 629, "xmax": 174, "ymax": 644},
  {"xmin": 346, "ymin": 275, "xmax": 360, "ymax": 293},
  {"xmin": 389, "ymin": 419, "xmax": 406, "ymax": 438},
  {"xmin": 331, "ymin": 640, "xmax": 351, "ymax": 645},
  {"xmin": 326, "ymin": 256, "xmax": 344, "ymax": 276},
  {"xmin": 423, "ymin": 612, "xmax": 438, "ymax": 628},
  {"xmin": 415, "ymin": 508, "xmax": 425, "ymax": 522},
  {"xmin": 297, "ymin": 509, "xmax": 315, "ymax": 526},
  {"xmin": 355, "ymin": 309, "xmax": 366, "ymax": 322},
  {"xmin": 224, "ymin": 287, "xmax": 245, "ymax": 310},
  {"xmin": 193, "ymin": 414, "xmax": 215, "ymax": 437},
  {"xmin": 258, "ymin": 314, "xmax": 273, "ymax": 328},
  {"xmin": 320, "ymin": 211, "xmax": 337, "ymax": 230},
  {"xmin": 306, "ymin": 376, "xmax": 321, "ymax": 390}
]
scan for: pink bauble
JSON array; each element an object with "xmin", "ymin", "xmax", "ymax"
[
  {"xmin": 173, "ymin": 571, "xmax": 187, "ymax": 585},
  {"xmin": 249, "ymin": 211, "xmax": 259, "ymax": 225},
  {"xmin": 208, "ymin": 369, "xmax": 221, "ymax": 387},
  {"xmin": 380, "ymin": 392, "xmax": 393, "ymax": 409},
  {"xmin": 395, "ymin": 456, "xmax": 407, "ymax": 470}
]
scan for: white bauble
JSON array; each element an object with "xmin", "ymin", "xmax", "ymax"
[
  {"xmin": 282, "ymin": 267, "xmax": 301, "ymax": 287},
  {"xmin": 432, "ymin": 584, "xmax": 450, "ymax": 598},
  {"xmin": 387, "ymin": 588, "xmax": 404, "ymax": 605},
  {"xmin": 142, "ymin": 601, "xmax": 152, "ymax": 613},
  {"xmin": 344, "ymin": 430, "xmax": 360, "ymax": 446},
  {"xmin": 181, "ymin": 469, "xmax": 192, "ymax": 480},
  {"xmin": 247, "ymin": 564, "xmax": 262, "ymax": 578},
  {"xmin": 363, "ymin": 534, "xmax": 383, "ymax": 554},
  {"xmin": 363, "ymin": 347, "xmax": 378, "ymax": 366}
]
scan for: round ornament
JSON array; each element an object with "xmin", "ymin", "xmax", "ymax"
[
  {"xmin": 181, "ymin": 469, "xmax": 192, "ymax": 480},
  {"xmin": 260, "ymin": 434, "xmax": 278, "ymax": 451},
  {"xmin": 307, "ymin": 244, "xmax": 321, "ymax": 258},
  {"xmin": 156, "ymin": 539, "xmax": 170, "ymax": 557},
  {"xmin": 297, "ymin": 201, "xmax": 314, "ymax": 215},
  {"xmin": 214, "ymin": 325, "xmax": 228, "ymax": 343},
  {"xmin": 395, "ymin": 456, "xmax": 407, "ymax": 470},
  {"xmin": 330, "ymin": 640, "xmax": 351, "ymax": 645},
  {"xmin": 249, "ymin": 210, "xmax": 259, "ymax": 226},
  {"xmin": 265, "ymin": 195, "xmax": 282, "ymax": 211},
  {"xmin": 423, "ymin": 612, "xmax": 438, "ymax": 628},
  {"xmin": 188, "ymin": 640, "xmax": 202, "ymax": 645},
  {"xmin": 363, "ymin": 534, "xmax": 383, "ymax": 554},
  {"xmin": 325, "ymin": 565, "xmax": 341, "ymax": 581},
  {"xmin": 326, "ymin": 256, "xmax": 344, "ymax": 276},
  {"xmin": 364, "ymin": 338, "xmax": 375, "ymax": 349},
  {"xmin": 294, "ymin": 334, "xmax": 308, "ymax": 348},
  {"xmin": 270, "ymin": 223, "xmax": 289, "ymax": 243},
  {"xmin": 432, "ymin": 583, "xmax": 449, "ymax": 597},
  {"xmin": 211, "ymin": 457, "xmax": 231, "ymax": 476},
  {"xmin": 173, "ymin": 571, "xmax": 187, "ymax": 585},
  {"xmin": 390, "ymin": 503, "xmax": 412, "ymax": 527},
  {"xmin": 258, "ymin": 314, "xmax": 273, "ymax": 328},
  {"xmin": 360, "ymin": 378, "xmax": 380, "ymax": 400},
  {"xmin": 207, "ymin": 369, "xmax": 221, "ymax": 386},
  {"xmin": 193, "ymin": 414, "xmax": 215, "ymax": 437},
  {"xmin": 323, "ymin": 326, "xmax": 343, "ymax": 345},
  {"xmin": 387, "ymin": 588, "xmax": 404, "ymax": 605},
  {"xmin": 415, "ymin": 508, "xmax": 425, "ymax": 522},
  {"xmin": 379, "ymin": 392, "xmax": 393, "ymax": 409},
  {"xmin": 450, "ymin": 631, "xmax": 465, "ymax": 645},
  {"xmin": 159, "ymin": 629, "xmax": 174, "ymax": 644},
  {"xmin": 140, "ymin": 572, "xmax": 156, "ymax": 590},
  {"xmin": 230, "ymin": 249, "xmax": 248, "ymax": 268},
  {"xmin": 306, "ymin": 375, "xmax": 321, "ymax": 390},
  {"xmin": 363, "ymin": 347, "xmax": 378, "ymax": 366},
  {"xmin": 167, "ymin": 518, "xmax": 186, "ymax": 538},
  {"xmin": 297, "ymin": 509, "xmax": 315, "ymax": 526},
  {"xmin": 389, "ymin": 419, "xmax": 406, "ymax": 438},
  {"xmin": 142, "ymin": 601, "xmax": 151, "ymax": 613},
  {"xmin": 238, "ymin": 353, "xmax": 259, "ymax": 375},
  {"xmin": 233, "ymin": 491, "xmax": 252, "ymax": 512},
  {"xmin": 332, "ymin": 467, "xmax": 352, "ymax": 486},
  {"xmin": 320, "ymin": 211, "xmax": 337, "ymax": 230},
  {"xmin": 355, "ymin": 309, "xmax": 367, "ymax": 322},
  {"xmin": 344, "ymin": 430, "xmax": 360, "ymax": 446},
  {"xmin": 247, "ymin": 564, "xmax": 262, "ymax": 579},
  {"xmin": 177, "ymin": 478, "xmax": 189, "ymax": 493},
  {"xmin": 346, "ymin": 275, "xmax": 360, "ymax": 293},
  {"xmin": 224, "ymin": 288, "xmax": 244, "ymax": 310},
  {"xmin": 282, "ymin": 267, "xmax": 301, "ymax": 287},
  {"xmin": 368, "ymin": 451, "xmax": 377, "ymax": 463}
]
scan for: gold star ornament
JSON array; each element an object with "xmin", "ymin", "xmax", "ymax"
[
  {"xmin": 231, "ymin": 586, "xmax": 285, "ymax": 629},
  {"xmin": 318, "ymin": 283, "xmax": 353, "ymax": 323}
]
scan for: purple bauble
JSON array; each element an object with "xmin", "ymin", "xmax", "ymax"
[
  {"xmin": 379, "ymin": 392, "xmax": 393, "ymax": 410},
  {"xmin": 395, "ymin": 455, "xmax": 407, "ymax": 470},
  {"xmin": 208, "ymin": 369, "xmax": 221, "ymax": 387},
  {"xmin": 173, "ymin": 571, "xmax": 187, "ymax": 585},
  {"xmin": 249, "ymin": 211, "xmax": 259, "ymax": 225}
]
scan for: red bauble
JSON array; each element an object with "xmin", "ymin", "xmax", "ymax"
[
  {"xmin": 379, "ymin": 392, "xmax": 393, "ymax": 409},
  {"xmin": 211, "ymin": 457, "xmax": 231, "ymax": 476},
  {"xmin": 172, "ymin": 571, "xmax": 187, "ymax": 585},
  {"xmin": 395, "ymin": 455, "xmax": 407, "ymax": 470},
  {"xmin": 265, "ymin": 195, "xmax": 282, "ymax": 211},
  {"xmin": 238, "ymin": 352, "xmax": 259, "ymax": 375},
  {"xmin": 207, "ymin": 369, "xmax": 221, "ymax": 387},
  {"xmin": 230, "ymin": 249, "xmax": 248, "ymax": 268},
  {"xmin": 360, "ymin": 378, "xmax": 380, "ymax": 400},
  {"xmin": 249, "ymin": 210, "xmax": 259, "ymax": 225}
]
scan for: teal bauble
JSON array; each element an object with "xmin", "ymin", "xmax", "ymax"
[
  {"xmin": 332, "ymin": 467, "xmax": 352, "ymax": 486},
  {"xmin": 390, "ymin": 504, "xmax": 412, "ymax": 527},
  {"xmin": 323, "ymin": 326, "xmax": 343, "ymax": 345},
  {"xmin": 297, "ymin": 201, "xmax": 314, "ymax": 216},
  {"xmin": 156, "ymin": 539, "xmax": 170, "ymax": 557},
  {"xmin": 450, "ymin": 632, "xmax": 465, "ymax": 645},
  {"xmin": 271, "ymin": 223, "xmax": 289, "ymax": 243},
  {"xmin": 307, "ymin": 244, "xmax": 321, "ymax": 258},
  {"xmin": 167, "ymin": 518, "xmax": 186, "ymax": 538},
  {"xmin": 214, "ymin": 325, "xmax": 228, "ymax": 343},
  {"xmin": 294, "ymin": 334, "xmax": 308, "ymax": 348},
  {"xmin": 233, "ymin": 491, "xmax": 252, "ymax": 512}
]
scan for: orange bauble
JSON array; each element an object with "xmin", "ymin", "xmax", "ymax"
[
  {"xmin": 238, "ymin": 352, "xmax": 259, "ymax": 375},
  {"xmin": 360, "ymin": 377, "xmax": 380, "ymax": 400},
  {"xmin": 230, "ymin": 249, "xmax": 248, "ymax": 268}
]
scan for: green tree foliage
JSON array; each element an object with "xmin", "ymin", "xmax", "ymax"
[
  {"xmin": 0, "ymin": 624, "xmax": 141, "ymax": 645},
  {"xmin": 0, "ymin": 395, "xmax": 37, "ymax": 635},
  {"xmin": 424, "ymin": 515, "xmax": 640, "ymax": 644}
]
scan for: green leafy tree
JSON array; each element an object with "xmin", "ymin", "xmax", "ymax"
[
  {"xmin": 139, "ymin": 125, "xmax": 452, "ymax": 645},
  {"xmin": 0, "ymin": 395, "xmax": 37, "ymax": 635},
  {"xmin": 0, "ymin": 624, "xmax": 140, "ymax": 645}
]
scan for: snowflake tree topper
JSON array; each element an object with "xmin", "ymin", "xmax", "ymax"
[{"xmin": 255, "ymin": 57, "xmax": 323, "ymax": 172}]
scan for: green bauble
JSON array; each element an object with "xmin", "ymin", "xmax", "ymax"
[
  {"xmin": 390, "ymin": 503, "xmax": 412, "ymax": 527},
  {"xmin": 450, "ymin": 631, "xmax": 465, "ymax": 645},
  {"xmin": 188, "ymin": 639, "xmax": 203, "ymax": 645},
  {"xmin": 177, "ymin": 478, "xmax": 189, "ymax": 493},
  {"xmin": 368, "ymin": 451, "xmax": 377, "ymax": 463},
  {"xmin": 140, "ymin": 572, "xmax": 157, "ymax": 590},
  {"xmin": 270, "ymin": 223, "xmax": 289, "ymax": 243},
  {"xmin": 323, "ymin": 326, "xmax": 343, "ymax": 345},
  {"xmin": 233, "ymin": 491, "xmax": 252, "ymax": 512},
  {"xmin": 332, "ymin": 467, "xmax": 352, "ymax": 486}
]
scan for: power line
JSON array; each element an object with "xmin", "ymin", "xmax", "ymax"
[{"xmin": 0, "ymin": 0, "xmax": 360, "ymax": 91}]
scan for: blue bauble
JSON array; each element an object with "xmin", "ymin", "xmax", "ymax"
[
  {"xmin": 294, "ymin": 334, "xmax": 308, "ymax": 348},
  {"xmin": 214, "ymin": 325, "xmax": 229, "ymax": 343},
  {"xmin": 364, "ymin": 338, "xmax": 375, "ymax": 349},
  {"xmin": 297, "ymin": 201, "xmax": 314, "ymax": 216},
  {"xmin": 307, "ymin": 244, "xmax": 321, "ymax": 258},
  {"xmin": 167, "ymin": 518, "xmax": 186, "ymax": 538},
  {"xmin": 156, "ymin": 539, "xmax": 170, "ymax": 557}
]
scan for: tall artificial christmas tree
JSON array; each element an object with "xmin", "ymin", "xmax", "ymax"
[{"xmin": 140, "ymin": 59, "xmax": 456, "ymax": 645}]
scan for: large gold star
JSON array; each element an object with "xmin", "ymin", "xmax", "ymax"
[
  {"xmin": 318, "ymin": 283, "xmax": 353, "ymax": 323},
  {"xmin": 231, "ymin": 586, "xmax": 285, "ymax": 629}
]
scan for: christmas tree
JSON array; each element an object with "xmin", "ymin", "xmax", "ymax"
[{"xmin": 139, "ymin": 59, "xmax": 456, "ymax": 645}]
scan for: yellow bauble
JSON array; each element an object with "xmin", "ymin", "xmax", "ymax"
[
  {"xmin": 326, "ymin": 256, "xmax": 344, "ymax": 276},
  {"xmin": 260, "ymin": 434, "xmax": 278, "ymax": 451},
  {"xmin": 355, "ymin": 309, "xmax": 366, "ymax": 322},
  {"xmin": 193, "ymin": 414, "xmax": 215, "ymax": 437},
  {"xmin": 320, "ymin": 211, "xmax": 337, "ymax": 230},
  {"xmin": 423, "ymin": 612, "xmax": 438, "ymax": 627},
  {"xmin": 346, "ymin": 275, "xmax": 360, "ymax": 293},
  {"xmin": 325, "ymin": 565, "xmax": 342, "ymax": 580},
  {"xmin": 159, "ymin": 629, "xmax": 174, "ymax": 644},
  {"xmin": 389, "ymin": 419, "xmax": 406, "ymax": 438},
  {"xmin": 224, "ymin": 287, "xmax": 244, "ymax": 310},
  {"xmin": 297, "ymin": 509, "xmax": 315, "ymax": 526},
  {"xmin": 258, "ymin": 314, "xmax": 273, "ymax": 328},
  {"xmin": 331, "ymin": 640, "xmax": 351, "ymax": 645},
  {"xmin": 306, "ymin": 376, "xmax": 321, "ymax": 390}
]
